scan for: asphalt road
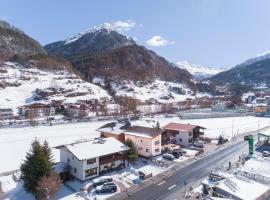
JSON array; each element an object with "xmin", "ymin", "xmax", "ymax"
[{"xmin": 121, "ymin": 140, "xmax": 249, "ymax": 200}]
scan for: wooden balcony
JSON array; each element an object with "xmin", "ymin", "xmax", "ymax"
[{"xmin": 99, "ymin": 153, "xmax": 124, "ymax": 165}]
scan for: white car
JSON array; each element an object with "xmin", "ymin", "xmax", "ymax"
[{"xmin": 262, "ymin": 151, "xmax": 270, "ymax": 157}]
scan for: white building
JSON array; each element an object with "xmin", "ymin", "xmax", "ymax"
[
  {"xmin": 56, "ymin": 137, "xmax": 129, "ymax": 181},
  {"xmin": 162, "ymin": 123, "xmax": 205, "ymax": 147}
]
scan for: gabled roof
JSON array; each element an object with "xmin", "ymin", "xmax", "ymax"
[
  {"xmin": 97, "ymin": 121, "xmax": 131, "ymax": 135},
  {"xmin": 124, "ymin": 126, "xmax": 162, "ymax": 139},
  {"xmin": 163, "ymin": 123, "xmax": 205, "ymax": 132},
  {"xmin": 56, "ymin": 137, "xmax": 129, "ymax": 160}
]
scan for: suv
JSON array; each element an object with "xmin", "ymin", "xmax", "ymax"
[
  {"xmin": 96, "ymin": 182, "xmax": 117, "ymax": 194},
  {"xmin": 92, "ymin": 176, "xmax": 113, "ymax": 187}
]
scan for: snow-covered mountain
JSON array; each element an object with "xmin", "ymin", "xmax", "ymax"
[
  {"xmin": 45, "ymin": 22, "xmax": 194, "ymax": 86},
  {"xmin": 0, "ymin": 62, "xmax": 111, "ymax": 113},
  {"xmin": 64, "ymin": 22, "xmax": 134, "ymax": 45},
  {"xmin": 101, "ymin": 79, "xmax": 195, "ymax": 103},
  {"xmin": 237, "ymin": 50, "xmax": 270, "ymax": 68},
  {"xmin": 176, "ymin": 61, "xmax": 225, "ymax": 80},
  {"xmin": 211, "ymin": 50, "xmax": 270, "ymax": 84}
]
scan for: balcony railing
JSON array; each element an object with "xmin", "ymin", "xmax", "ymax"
[{"xmin": 99, "ymin": 154, "xmax": 124, "ymax": 165}]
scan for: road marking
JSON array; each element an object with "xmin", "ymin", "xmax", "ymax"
[
  {"xmin": 157, "ymin": 181, "xmax": 166, "ymax": 186},
  {"xmin": 168, "ymin": 184, "xmax": 176, "ymax": 190}
]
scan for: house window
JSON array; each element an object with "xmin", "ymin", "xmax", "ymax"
[
  {"xmin": 85, "ymin": 168, "xmax": 97, "ymax": 178},
  {"xmin": 188, "ymin": 138, "xmax": 193, "ymax": 143},
  {"xmin": 189, "ymin": 132, "xmax": 192, "ymax": 136},
  {"xmin": 87, "ymin": 158, "xmax": 96, "ymax": 165},
  {"xmin": 74, "ymin": 168, "xmax": 77, "ymax": 173},
  {"xmin": 146, "ymin": 148, "xmax": 149, "ymax": 152},
  {"xmin": 141, "ymin": 140, "xmax": 142, "ymax": 142},
  {"xmin": 155, "ymin": 140, "xmax": 160, "ymax": 145},
  {"xmin": 67, "ymin": 158, "xmax": 70, "ymax": 163},
  {"xmin": 179, "ymin": 138, "xmax": 182, "ymax": 142},
  {"xmin": 72, "ymin": 156, "xmax": 74, "ymax": 160},
  {"xmin": 155, "ymin": 149, "xmax": 160, "ymax": 153}
]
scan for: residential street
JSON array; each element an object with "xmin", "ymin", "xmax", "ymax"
[{"xmin": 112, "ymin": 139, "xmax": 249, "ymax": 200}]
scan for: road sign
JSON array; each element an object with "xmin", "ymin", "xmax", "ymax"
[{"xmin": 248, "ymin": 135, "xmax": 254, "ymax": 155}]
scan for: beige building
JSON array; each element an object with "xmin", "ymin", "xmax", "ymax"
[{"xmin": 124, "ymin": 126, "xmax": 162, "ymax": 157}]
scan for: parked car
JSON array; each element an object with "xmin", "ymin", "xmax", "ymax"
[
  {"xmin": 262, "ymin": 151, "xmax": 270, "ymax": 157},
  {"xmin": 80, "ymin": 182, "xmax": 93, "ymax": 193},
  {"xmin": 139, "ymin": 171, "xmax": 152, "ymax": 180},
  {"xmin": 163, "ymin": 153, "xmax": 175, "ymax": 161},
  {"xmin": 193, "ymin": 142, "xmax": 204, "ymax": 148},
  {"xmin": 170, "ymin": 151, "xmax": 181, "ymax": 159},
  {"xmin": 96, "ymin": 182, "xmax": 117, "ymax": 194},
  {"xmin": 92, "ymin": 176, "xmax": 113, "ymax": 187}
]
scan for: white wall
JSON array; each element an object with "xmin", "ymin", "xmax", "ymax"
[
  {"xmin": 82, "ymin": 158, "xmax": 99, "ymax": 180},
  {"xmin": 60, "ymin": 147, "xmax": 84, "ymax": 180},
  {"xmin": 175, "ymin": 131, "xmax": 193, "ymax": 146}
]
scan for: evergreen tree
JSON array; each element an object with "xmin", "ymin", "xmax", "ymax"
[
  {"xmin": 42, "ymin": 140, "xmax": 54, "ymax": 165},
  {"xmin": 125, "ymin": 138, "xmax": 138, "ymax": 165},
  {"xmin": 20, "ymin": 139, "xmax": 52, "ymax": 196},
  {"xmin": 156, "ymin": 121, "xmax": 160, "ymax": 130}
]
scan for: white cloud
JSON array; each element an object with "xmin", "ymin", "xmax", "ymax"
[
  {"xmin": 113, "ymin": 20, "xmax": 136, "ymax": 31},
  {"xmin": 146, "ymin": 35, "xmax": 175, "ymax": 47}
]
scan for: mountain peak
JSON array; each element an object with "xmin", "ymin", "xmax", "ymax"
[
  {"xmin": 176, "ymin": 61, "xmax": 225, "ymax": 80},
  {"xmin": 64, "ymin": 22, "xmax": 134, "ymax": 45}
]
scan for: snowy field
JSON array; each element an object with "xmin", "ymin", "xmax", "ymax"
[{"xmin": 0, "ymin": 116, "xmax": 270, "ymax": 173}]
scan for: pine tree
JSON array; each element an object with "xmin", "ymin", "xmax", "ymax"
[
  {"xmin": 43, "ymin": 140, "xmax": 54, "ymax": 165},
  {"xmin": 20, "ymin": 139, "xmax": 52, "ymax": 196},
  {"xmin": 125, "ymin": 138, "xmax": 138, "ymax": 165}
]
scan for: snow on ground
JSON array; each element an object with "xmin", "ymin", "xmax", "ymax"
[
  {"xmin": 0, "ymin": 116, "xmax": 269, "ymax": 173},
  {"xmin": 0, "ymin": 121, "xmax": 107, "ymax": 173},
  {"xmin": 112, "ymin": 79, "xmax": 194, "ymax": 103},
  {"xmin": 111, "ymin": 159, "xmax": 165, "ymax": 188},
  {"xmin": 0, "ymin": 62, "xmax": 111, "ymax": 113},
  {"xmin": 136, "ymin": 115, "xmax": 270, "ymax": 139}
]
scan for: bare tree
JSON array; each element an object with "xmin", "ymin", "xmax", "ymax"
[{"xmin": 36, "ymin": 172, "xmax": 60, "ymax": 200}]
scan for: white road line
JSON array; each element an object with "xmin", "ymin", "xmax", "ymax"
[
  {"xmin": 168, "ymin": 184, "xmax": 176, "ymax": 190},
  {"xmin": 157, "ymin": 181, "xmax": 166, "ymax": 186}
]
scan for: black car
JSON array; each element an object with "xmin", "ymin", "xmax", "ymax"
[
  {"xmin": 92, "ymin": 176, "xmax": 113, "ymax": 187},
  {"xmin": 96, "ymin": 182, "xmax": 117, "ymax": 194},
  {"xmin": 171, "ymin": 151, "xmax": 181, "ymax": 158}
]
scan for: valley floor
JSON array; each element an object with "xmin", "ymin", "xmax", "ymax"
[{"xmin": 0, "ymin": 115, "xmax": 269, "ymax": 173}]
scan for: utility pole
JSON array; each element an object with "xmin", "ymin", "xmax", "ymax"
[{"xmin": 231, "ymin": 120, "xmax": 234, "ymax": 138}]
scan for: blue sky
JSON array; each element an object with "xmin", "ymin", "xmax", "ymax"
[{"xmin": 2, "ymin": 0, "xmax": 270, "ymax": 68}]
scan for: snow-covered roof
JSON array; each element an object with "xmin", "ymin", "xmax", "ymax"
[
  {"xmin": 124, "ymin": 126, "xmax": 162, "ymax": 139},
  {"xmin": 238, "ymin": 156, "xmax": 270, "ymax": 179},
  {"xmin": 58, "ymin": 137, "xmax": 129, "ymax": 160},
  {"xmin": 259, "ymin": 131, "xmax": 270, "ymax": 137},
  {"xmin": 202, "ymin": 172, "xmax": 269, "ymax": 200},
  {"xmin": 97, "ymin": 121, "xmax": 130, "ymax": 135},
  {"xmin": 163, "ymin": 122, "xmax": 205, "ymax": 132}
]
